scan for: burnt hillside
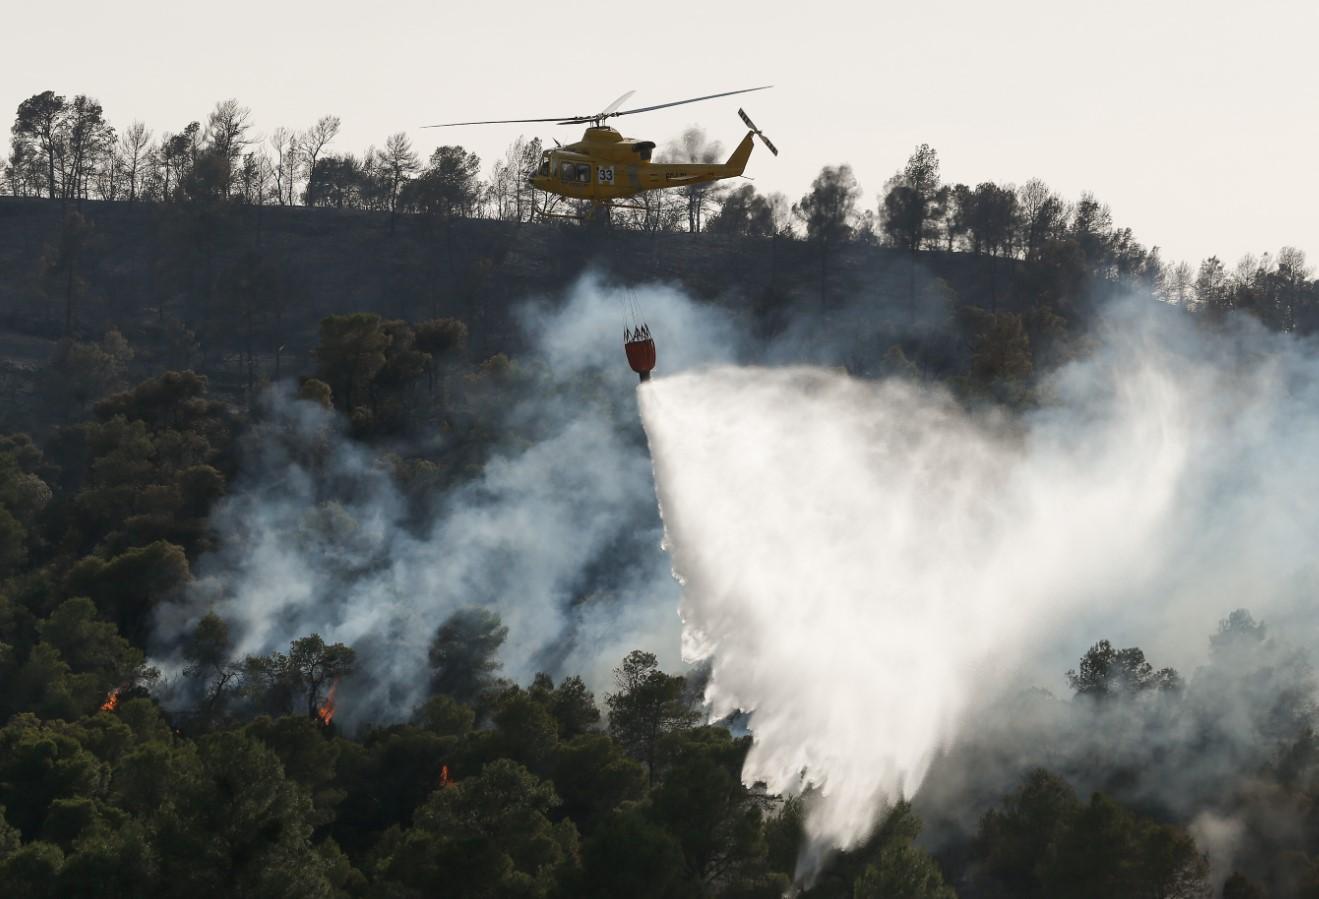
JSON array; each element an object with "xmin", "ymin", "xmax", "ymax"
[
  {"xmin": 0, "ymin": 197, "xmax": 1027, "ymax": 355},
  {"xmin": 2, "ymin": 195, "xmax": 1162, "ymax": 443}
]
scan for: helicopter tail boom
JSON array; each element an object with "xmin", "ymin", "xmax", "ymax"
[{"xmin": 725, "ymin": 131, "xmax": 756, "ymax": 175}]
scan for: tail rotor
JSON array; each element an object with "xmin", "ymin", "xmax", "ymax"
[{"xmin": 738, "ymin": 108, "xmax": 779, "ymax": 156}]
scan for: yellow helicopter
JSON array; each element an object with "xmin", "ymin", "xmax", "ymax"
[{"xmin": 423, "ymin": 87, "xmax": 778, "ymax": 218}]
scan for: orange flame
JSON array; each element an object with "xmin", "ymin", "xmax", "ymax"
[
  {"xmin": 316, "ymin": 678, "xmax": 339, "ymax": 726},
  {"xmin": 439, "ymin": 764, "xmax": 451, "ymax": 789},
  {"xmin": 100, "ymin": 687, "xmax": 121, "ymax": 712}
]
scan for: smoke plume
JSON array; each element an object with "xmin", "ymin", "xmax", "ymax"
[
  {"xmin": 153, "ymin": 273, "xmax": 739, "ymax": 721},
  {"xmin": 154, "ymin": 265, "xmax": 1319, "ymax": 884},
  {"xmin": 638, "ymin": 302, "xmax": 1319, "ymax": 864}
]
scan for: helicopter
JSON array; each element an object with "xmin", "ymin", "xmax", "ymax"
[{"xmin": 423, "ymin": 86, "xmax": 778, "ymax": 219}]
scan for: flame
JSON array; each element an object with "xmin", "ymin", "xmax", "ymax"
[
  {"xmin": 316, "ymin": 678, "xmax": 339, "ymax": 726},
  {"xmin": 100, "ymin": 687, "xmax": 121, "ymax": 712},
  {"xmin": 439, "ymin": 764, "xmax": 451, "ymax": 789}
]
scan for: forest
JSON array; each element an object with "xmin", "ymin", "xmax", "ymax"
[{"xmin": 2, "ymin": 91, "xmax": 1319, "ymax": 898}]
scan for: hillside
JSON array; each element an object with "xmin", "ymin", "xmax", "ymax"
[{"xmin": 0, "ymin": 197, "xmax": 1048, "ymax": 420}]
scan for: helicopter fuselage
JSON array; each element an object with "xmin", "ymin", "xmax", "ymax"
[{"xmin": 528, "ymin": 126, "xmax": 755, "ymax": 204}]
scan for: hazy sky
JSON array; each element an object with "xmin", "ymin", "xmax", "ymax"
[{"xmin": 4, "ymin": 0, "xmax": 1316, "ymax": 266}]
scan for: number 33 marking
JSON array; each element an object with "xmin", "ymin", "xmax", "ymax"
[{"xmin": 598, "ymin": 167, "xmax": 615, "ymax": 184}]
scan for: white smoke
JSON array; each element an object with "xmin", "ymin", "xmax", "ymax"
[
  {"xmin": 155, "ymin": 264, "xmax": 1319, "ymax": 882},
  {"xmin": 638, "ymin": 302, "xmax": 1319, "ymax": 859},
  {"xmin": 153, "ymin": 272, "xmax": 740, "ymax": 720}
]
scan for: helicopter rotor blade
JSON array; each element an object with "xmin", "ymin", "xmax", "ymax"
[
  {"xmin": 609, "ymin": 85, "xmax": 773, "ymax": 119},
  {"xmin": 422, "ymin": 114, "xmax": 581, "ymax": 128},
  {"xmin": 556, "ymin": 85, "xmax": 773, "ymax": 124},
  {"xmin": 598, "ymin": 90, "xmax": 636, "ymax": 118},
  {"xmin": 428, "ymin": 85, "xmax": 773, "ymax": 128}
]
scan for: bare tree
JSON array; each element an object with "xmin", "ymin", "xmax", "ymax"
[
  {"xmin": 97, "ymin": 139, "xmax": 124, "ymax": 200},
  {"xmin": 1161, "ymin": 260, "xmax": 1195, "ymax": 306},
  {"xmin": 664, "ymin": 126, "xmax": 724, "ymax": 233},
  {"xmin": 1194, "ymin": 256, "xmax": 1229, "ymax": 315},
  {"xmin": 515, "ymin": 136, "xmax": 542, "ymax": 222},
  {"xmin": 119, "ymin": 121, "xmax": 152, "ymax": 201},
  {"xmin": 268, "ymin": 127, "xmax": 298, "ymax": 205},
  {"xmin": 206, "ymin": 99, "xmax": 252, "ymax": 197},
  {"xmin": 767, "ymin": 191, "xmax": 794, "ymax": 237},
  {"xmin": 1277, "ymin": 246, "xmax": 1310, "ymax": 282},
  {"xmin": 1275, "ymin": 246, "xmax": 1311, "ymax": 330},
  {"xmin": 234, "ymin": 150, "xmax": 274, "ymax": 205},
  {"xmin": 489, "ymin": 150, "xmax": 516, "ymax": 221},
  {"xmin": 381, "ymin": 131, "xmax": 419, "ymax": 227},
  {"xmin": 357, "ymin": 147, "xmax": 388, "ymax": 210},
  {"xmin": 488, "ymin": 136, "xmax": 544, "ymax": 222},
  {"xmin": 1017, "ymin": 178, "xmax": 1067, "ymax": 261},
  {"xmin": 614, "ymin": 186, "xmax": 684, "ymax": 234},
  {"xmin": 301, "ymin": 115, "xmax": 341, "ymax": 205}
]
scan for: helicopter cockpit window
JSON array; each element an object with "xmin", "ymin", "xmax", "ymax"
[
  {"xmin": 538, "ymin": 154, "xmax": 549, "ymax": 177},
  {"xmin": 559, "ymin": 162, "xmax": 591, "ymax": 184}
]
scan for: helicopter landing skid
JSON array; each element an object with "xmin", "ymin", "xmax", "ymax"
[{"xmin": 530, "ymin": 195, "xmax": 645, "ymax": 222}]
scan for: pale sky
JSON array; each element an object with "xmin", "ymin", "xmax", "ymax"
[{"xmin": 4, "ymin": 0, "xmax": 1316, "ymax": 267}]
